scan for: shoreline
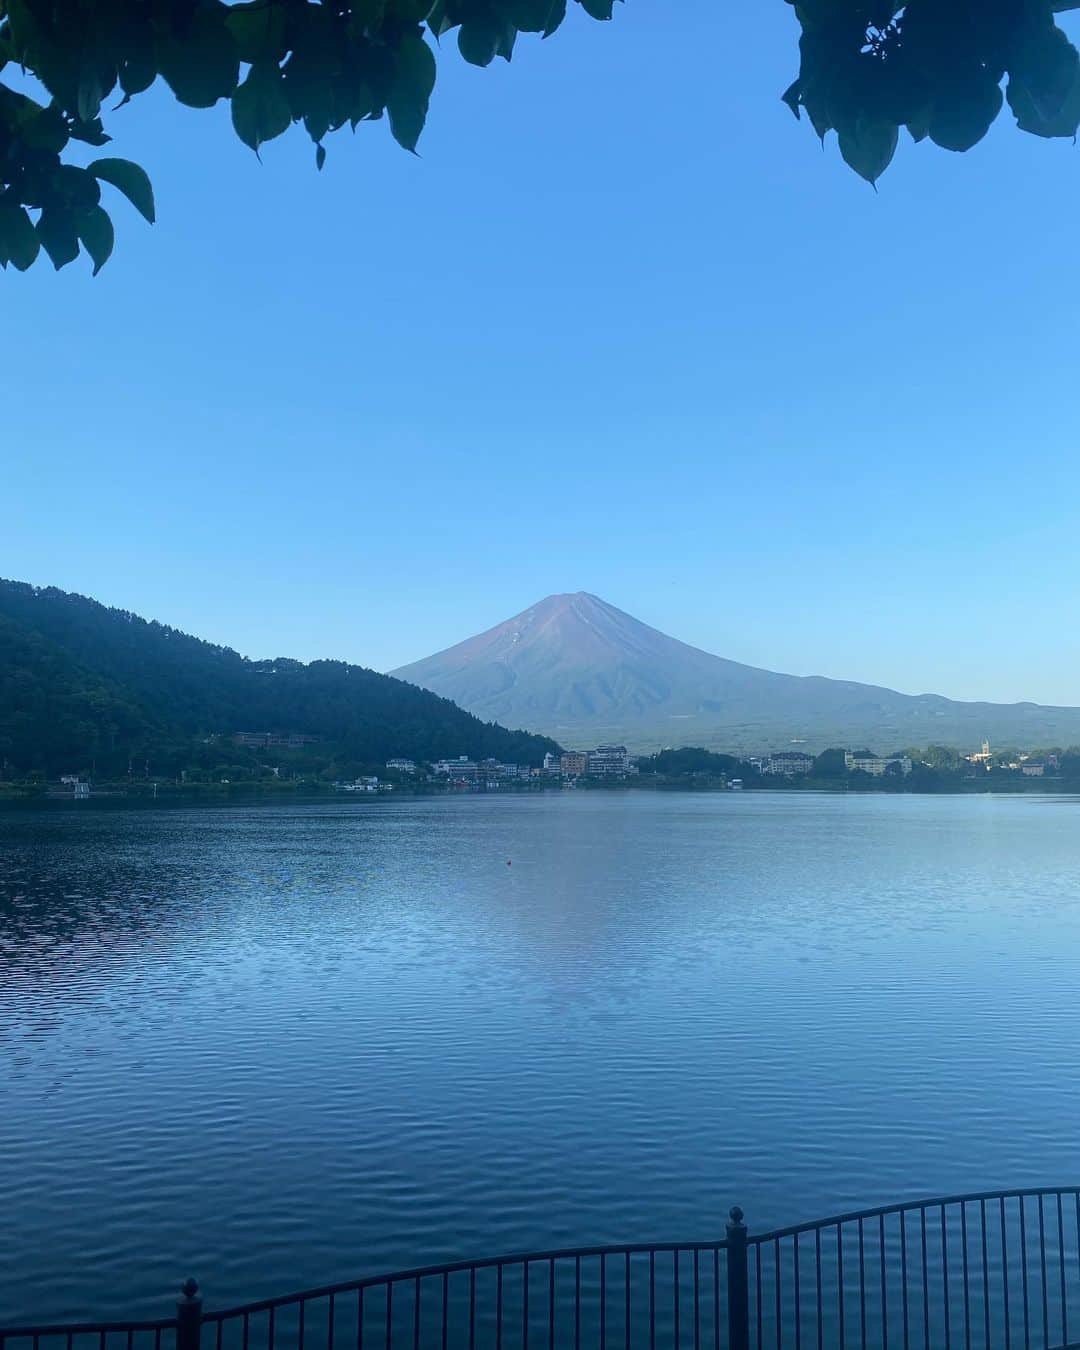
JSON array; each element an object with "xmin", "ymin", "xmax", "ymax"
[{"xmin": 3, "ymin": 776, "xmax": 1079, "ymax": 809}]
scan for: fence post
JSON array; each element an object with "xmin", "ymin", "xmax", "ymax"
[
  {"xmin": 727, "ymin": 1207, "xmax": 749, "ymax": 1350},
  {"xmin": 177, "ymin": 1279, "xmax": 202, "ymax": 1350}
]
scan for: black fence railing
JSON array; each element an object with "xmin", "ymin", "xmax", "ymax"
[{"xmin": 5, "ymin": 1189, "xmax": 1080, "ymax": 1350}]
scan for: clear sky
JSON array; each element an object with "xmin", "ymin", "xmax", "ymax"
[{"xmin": 5, "ymin": 3, "xmax": 1080, "ymax": 705}]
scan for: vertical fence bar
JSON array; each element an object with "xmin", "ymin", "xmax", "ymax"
[
  {"xmin": 714, "ymin": 1248, "xmax": 721, "ymax": 1350},
  {"xmin": 1038, "ymin": 1195, "xmax": 1048, "ymax": 1350},
  {"xmin": 601, "ymin": 1255, "xmax": 606, "ymax": 1350},
  {"xmin": 524, "ymin": 1261, "xmax": 530, "ymax": 1350},
  {"xmin": 961, "ymin": 1201, "xmax": 970, "ymax": 1350},
  {"xmin": 838, "ymin": 1224, "xmax": 845, "ymax": 1350},
  {"xmin": 980, "ymin": 1201, "xmax": 989, "ymax": 1350},
  {"xmin": 649, "ymin": 1251, "xmax": 656, "ymax": 1350},
  {"xmin": 900, "ymin": 1209, "xmax": 909, "ymax": 1350},
  {"xmin": 496, "ymin": 1265, "xmax": 504, "ymax": 1350},
  {"xmin": 625, "ymin": 1252, "xmax": 631, "ymax": 1350},
  {"xmin": 575, "ymin": 1257, "xmax": 582, "ymax": 1350},
  {"xmin": 1058, "ymin": 1193, "xmax": 1068, "ymax": 1350},
  {"xmin": 469, "ymin": 1269, "xmax": 476, "ymax": 1350},
  {"xmin": 442, "ymin": 1274, "xmax": 448, "ymax": 1350},
  {"xmin": 858, "ymin": 1219, "xmax": 866, "ymax": 1350},
  {"xmin": 1001, "ymin": 1197, "xmax": 1011, "ymax": 1350},
  {"xmin": 921, "ymin": 1209, "xmax": 929, "ymax": 1350},
  {"xmin": 941, "ymin": 1205, "xmax": 951, "ymax": 1350},
  {"xmin": 548, "ymin": 1262, "xmax": 555, "ymax": 1350},
  {"xmin": 726, "ymin": 1208, "xmax": 749, "ymax": 1350},
  {"xmin": 674, "ymin": 1249, "xmax": 681, "ymax": 1350},
  {"xmin": 879, "ymin": 1213, "xmax": 887, "ymax": 1350},
  {"xmin": 1020, "ymin": 1196, "xmax": 1030, "ymax": 1350}
]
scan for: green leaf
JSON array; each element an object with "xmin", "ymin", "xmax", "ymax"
[
  {"xmin": 387, "ymin": 31, "xmax": 436, "ymax": 151},
  {"xmin": 77, "ymin": 68, "xmax": 104, "ymax": 123},
  {"xmin": 87, "ymin": 158, "xmax": 156, "ymax": 224},
  {"xmin": 838, "ymin": 116, "xmax": 898, "ymax": 184},
  {"xmin": 1007, "ymin": 51, "xmax": 1080, "ymax": 139},
  {"xmin": 55, "ymin": 164, "xmax": 102, "ymax": 213},
  {"xmin": 929, "ymin": 74, "xmax": 1004, "ymax": 152},
  {"xmin": 427, "ymin": 1, "xmax": 452, "ymax": 38},
  {"xmin": 458, "ymin": 18, "xmax": 500, "ymax": 66},
  {"xmin": 20, "ymin": 103, "xmax": 69, "ymax": 154},
  {"xmin": 226, "ymin": 1, "xmax": 288, "ymax": 64},
  {"xmin": 77, "ymin": 205, "xmax": 115, "ymax": 275},
  {"xmin": 37, "ymin": 208, "xmax": 80, "ymax": 270},
  {"xmin": 157, "ymin": 10, "xmax": 240, "ymax": 109},
  {"xmin": 231, "ymin": 62, "xmax": 292, "ymax": 153},
  {"xmin": 542, "ymin": 1, "xmax": 568, "ymax": 37},
  {"xmin": 119, "ymin": 54, "xmax": 157, "ymax": 98},
  {"xmin": 507, "ymin": 0, "xmax": 564, "ymax": 32},
  {"xmin": 386, "ymin": 0, "xmax": 437, "ymax": 21},
  {"xmin": 578, "ymin": 0, "xmax": 615, "ymax": 18},
  {"xmin": 0, "ymin": 205, "xmax": 40, "ymax": 271}
]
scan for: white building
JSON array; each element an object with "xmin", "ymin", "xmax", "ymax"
[
  {"xmin": 762, "ymin": 752, "xmax": 814, "ymax": 777},
  {"xmin": 587, "ymin": 745, "xmax": 632, "ymax": 778},
  {"xmin": 386, "ymin": 758, "xmax": 417, "ymax": 775},
  {"xmin": 432, "ymin": 757, "xmax": 479, "ymax": 781},
  {"xmin": 845, "ymin": 752, "xmax": 912, "ymax": 777}
]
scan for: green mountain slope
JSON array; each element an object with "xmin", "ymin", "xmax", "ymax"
[{"xmin": 0, "ymin": 580, "xmax": 558, "ymax": 777}]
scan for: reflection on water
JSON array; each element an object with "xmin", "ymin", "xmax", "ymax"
[{"xmin": 3, "ymin": 792, "xmax": 1080, "ymax": 1324}]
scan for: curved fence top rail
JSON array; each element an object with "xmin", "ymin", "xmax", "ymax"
[
  {"xmin": 202, "ymin": 1236, "xmax": 734, "ymax": 1322},
  {"xmin": 6, "ymin": 1184, "xmax": 1080, "ymax": 1339},
  {"xmin": 750, "ymin": 1184, "xmax": 1080, "ymax": 1244}
]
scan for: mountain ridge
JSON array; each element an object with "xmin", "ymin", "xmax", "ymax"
[
  {"xmin": 391, "ymin": 592, "xmax": 1080, "ymax": 753},
  {"xmin": 0, "ymin": 579, "xmax": 559, "ymax": 777}
]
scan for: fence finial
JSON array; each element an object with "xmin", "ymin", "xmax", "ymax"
[
  {"xmin": 728, "ymin": 1206, "xmax": 745, "ymax": 1227},
  {"xmin": 181, "ymin": 1280, "xmax": 200, "ymax": 1301}
]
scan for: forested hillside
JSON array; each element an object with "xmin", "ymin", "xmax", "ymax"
[{"xmin": 0, "ymin": 580, "xmax": 558, "ymax": 779}]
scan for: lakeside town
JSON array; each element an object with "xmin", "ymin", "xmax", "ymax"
[{"xmin": 24, "ymin": 737, "xmax": 1079, "ymax": 802}]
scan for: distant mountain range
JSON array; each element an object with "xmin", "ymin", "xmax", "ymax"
[
  {"xmin": 0, "ymin": 580, "xmax": 557, "ymax": 778},
  {"xmin": 392, "ymin": 592, "xmax": 1080, "ymax": 753}
]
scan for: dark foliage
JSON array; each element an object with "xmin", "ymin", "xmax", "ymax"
[
  {"xmin": 0, "ymin": 579, "xmax": 559, "ymax": 777},
  {"xmin": 0, "ymin": 0, "xmax": 617, "ymax": 273},
  {"xmin": 4, "ymin": 1, "xmax": 1079, "ymax": 275},
  {"xmin": 637, "ymin": 746, "xmax": 749, "ymax": 777},
  {"xmin": 785, "ymin": 0, "xmax": 1080, "ymax": 182}
]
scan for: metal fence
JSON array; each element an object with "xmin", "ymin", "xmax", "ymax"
[{"xmin": 4, "ymin": 1189, "xmax": 1080, "ymax": 1350}]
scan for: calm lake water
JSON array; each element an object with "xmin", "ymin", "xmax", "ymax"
[{"xmin": 4, "ymin": 791, "xmax": 1080, "ymax": 1325}]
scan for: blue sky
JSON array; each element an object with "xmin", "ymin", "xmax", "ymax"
[{"xmin": 5, "ymin": 2, "xmax": 1080, "ymax": 705}]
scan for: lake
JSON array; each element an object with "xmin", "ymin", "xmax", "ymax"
[{"xmin": 4, "ymin": 791, "xmax": 1080, "ymax": 1326}]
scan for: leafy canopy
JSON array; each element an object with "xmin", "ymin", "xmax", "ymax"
[
  {"xmin": 785, "ymin": 0, "xmax": 1080, "ymax": 183},
  {"xmin": 0, "ymin": 0, "xmax": 617, "ymax": 274},
  {"xmin": 3, "ymin": 1, "xmax": 1080, "ymax": 275}
]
